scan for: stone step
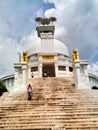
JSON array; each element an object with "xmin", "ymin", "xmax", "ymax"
[
  {"xmin": 0, "ymin": 122, "xmax": 98, "ymax": 130},
  {"xmin": 0, "ymin": 92, "xmax": 8, "ymax": 103},
  {"xmin": 0, "ymin": 105, "xmax": 98, "ymax": 111},
  {"xmin": 1, "ymin": 116, "xmax": 98, "ymax": 122},
  {"xmin": 0, "ymin": 77, "xmax": 98, "ymax": 130},
  {"xmin": 0, "ymin": 112, "xmax": 98, "ymax": 120}
]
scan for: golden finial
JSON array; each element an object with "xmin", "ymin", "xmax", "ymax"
[
  {"xmin": 72, "ymin": 49, "xmax": 79, "ymax": 62},
  {"xmin": 22, "ymin": 51, "xmax": 28, "ymax": 63}
]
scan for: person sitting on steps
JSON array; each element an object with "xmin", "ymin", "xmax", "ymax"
[{"xmin": 43, "ymin": 72, "xmax": 47, "ymax": 77}]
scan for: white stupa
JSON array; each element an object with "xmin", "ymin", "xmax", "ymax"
[{"xmin": 2, "ymin": 17, "xmax": 96, "ymax": 90}]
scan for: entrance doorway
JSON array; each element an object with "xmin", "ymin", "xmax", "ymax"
[{"xmin": 42, "ymin": 64, "xmax": 55, "ymax": 77}]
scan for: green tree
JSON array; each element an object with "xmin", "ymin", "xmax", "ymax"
[{"xmin": 0, "ymin": 80, "xmax": 8, "ymax": 96}]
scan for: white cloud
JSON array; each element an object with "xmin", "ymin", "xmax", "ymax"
[
  {"xmin": 88, "ymin": 62, "xmax": 98, "ymax": 77},
  {"xmin": 19, "ymin": 31, "xmax": 37, "ymax": 49},
  {"xmin": 44, "ymin": 0, "xmax": 98, "ymax": 61},
  {"xmin": 0, "ymin": 30, "xmax": 37, "ymax": 77},
  {"xmin": 0, "ymin": 0, "xmax": 98, "ymax": 78},
  {"xmin": 0, "ymin": 37, "xmax": 21, "ymax": 76},
  {"xmin": 36, "ymin": 8, "xmax": 44, "ymax": 17},
  {"xmin": 0, "ymin": 0, "xmax": 55, "ymax": 77}
]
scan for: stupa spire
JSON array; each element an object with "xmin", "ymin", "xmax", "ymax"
[
  {"xmin": 35, "ymin": 17, "xmax": 57, "ymax": 37},
  {"xmin": 35, "ymin": 17, "xmax": 57, "ymax": 25}
]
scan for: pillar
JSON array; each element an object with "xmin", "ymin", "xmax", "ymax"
[
  {"xmin": 39, "ymin": 63, "xmax": 42, "ymax": 77},
  {"xmin": 14, "ymin": 67, "xmax": 19, "ymax": 88},
  {"xmin": 22, "ymin": 62, "xmax": 28, "ymax": 88},
  {"xmin": 73, "ymin": 60, "xmax": 90, "ymax": 89},
  {"xmin": 73, "ymin": 60, "xmax": 82, "ymax": 89},
  {"xmin": 55, "ymin": 62, "xmax": 58, "ymax": 77},
  {"xmin": 65, "ymin": 60, "xmax": 69, "ymax": 77},
  {"xmin": 81, "ymin": 62, "xmax": 90, "ymax": 88},
  {"xmin": 28, "ymin": 67, "xmax": 31, "ymax": 78}
]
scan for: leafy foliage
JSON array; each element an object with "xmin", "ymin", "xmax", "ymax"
[{"xmin": 0, "ymin": 80, "xmax": 8, "ymax": 96}]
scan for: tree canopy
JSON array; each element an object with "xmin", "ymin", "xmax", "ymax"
[{"xmin": 0, "ymin": 80, "xmax": 8, "ymax": 96}]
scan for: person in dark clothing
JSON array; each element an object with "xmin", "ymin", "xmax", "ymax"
[{"xmin": 27, "ymin": 84, "xmax": 32, "ymax": 100}]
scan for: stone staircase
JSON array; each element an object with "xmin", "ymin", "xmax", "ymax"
[{"xmin": 0, "ymin": 77, "xmax": 98, "ymax": 130}]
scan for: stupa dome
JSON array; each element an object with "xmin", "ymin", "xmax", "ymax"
[{"xmin": 27, "ymin": 38, "xmax": 69, "ymax": 56}]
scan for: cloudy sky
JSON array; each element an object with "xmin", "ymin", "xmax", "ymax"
[{"xmin": 0, "ymin": 0, "xmax": 98, "ymax": 77}]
